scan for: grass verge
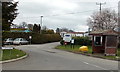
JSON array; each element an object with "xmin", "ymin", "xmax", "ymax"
[
  {"xmin": 1, "ymin": 49, "xmax": 26, "ymax": 61},
  {"xmin": 55, "ymin": 45, "xmax": 120, "ymax": 61}
]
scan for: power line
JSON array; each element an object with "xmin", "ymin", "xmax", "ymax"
[{"xmin": 15, "ymin": 6, "xmax": 117, "ymax": 19}]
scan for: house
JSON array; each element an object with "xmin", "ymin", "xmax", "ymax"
[{"xmin": 60, "ymin": 31, "xmax": 85, "ymax": 38}]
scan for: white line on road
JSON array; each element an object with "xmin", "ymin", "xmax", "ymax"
[{"xmin": 83, "ymin": 61, "xmax": 107, "ymax": 70}]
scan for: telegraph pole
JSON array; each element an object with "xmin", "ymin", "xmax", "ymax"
[
  {"xmin": 96, "ymin": 2, "xmax": 106, "ymax": 30},
  {"xmin": 96, "ymin": 2, "xmax": 106, "ymax": 14},
  {"xmin": 40, "ymin": 16, "xmax": 43, "ymax": 34}
]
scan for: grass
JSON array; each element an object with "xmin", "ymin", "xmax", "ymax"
[
  {"xmin": 56, "ymin": 45, "xmax": 120, "ymax": 61},
  {"xmin": 1, "ymin": 49, "xmax": 26, "ymax": 61},
  {"xmin": 56, "ymin": 45, "xmax": 92, "ymax": 53}
]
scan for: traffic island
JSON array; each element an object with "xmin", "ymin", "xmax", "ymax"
[
  {"xmin": 55, "ymin": 45, "xmax": 120, "ymax": 61},
  {"xmin": 0, "ymin": 48, "xmax": 28, "ymax": 63}
]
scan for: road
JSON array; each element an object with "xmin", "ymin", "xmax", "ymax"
[{"xmin": 2, "ymin": 42, "xmax": 118, "ymax": 70}]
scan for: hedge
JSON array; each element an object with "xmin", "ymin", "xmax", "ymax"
[
  {"xmin": 2, "ymin": 32, "xmax": 61, "ymax": 44},
  {"xmin": 72, "ymin": 36, "xmax": 92, "ymax": 46},
  {"xmin": 60, "ymin": 36, "xmax": 92, "ymax": 46}
]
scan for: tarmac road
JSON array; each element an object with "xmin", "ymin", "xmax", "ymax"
[{"xmin": 2, "ymin": 42, "xmax": 118, "ymax": 70}]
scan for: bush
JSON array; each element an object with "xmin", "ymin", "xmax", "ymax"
[
  {"xmin": 73, "ymin": 36, "xmax": 92, "ymax": 46},
  {"xmin": 2, "ymin": 32, "xmax": 61, "ymax": 44},
  {"xmin": 60, "ymin": 40, "xmax": 64, "ymax": 45}
]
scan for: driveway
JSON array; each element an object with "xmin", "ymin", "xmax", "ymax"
[{"xmin": 2, "ymin": 42, "xmax": 118, "ymax": 70}]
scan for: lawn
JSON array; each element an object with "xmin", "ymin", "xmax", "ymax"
[
  {"xmin": 56, "ymin": 45, "xmax": 92, "ymax": 53},
  {"xmin": 1, "ymin": 49, "xmax": 26, "ymax": 61},
  {"xmin": 56, "ymin": 45, "xmax": 120, "ymax": 61}
]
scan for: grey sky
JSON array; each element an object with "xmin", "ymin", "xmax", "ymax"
[{"xmin": 13, "ymin": 0, "xmax": 119, "ymax": 32}]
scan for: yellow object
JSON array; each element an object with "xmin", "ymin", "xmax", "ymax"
[{"xmin": 79, "ymin": 46, "xmax": 88, "ymax": 52}]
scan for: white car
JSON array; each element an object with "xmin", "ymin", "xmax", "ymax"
[
  {"xmin": 63, "ymin": 34, "xmax": 72, "ymax": 42},
  {"xmin": 3, "ymin": 38, "xmax": 14, "ymax": 45},
  {"xmin": 13, "ymin": 38, "xmax": 29, "ymax": 45}
]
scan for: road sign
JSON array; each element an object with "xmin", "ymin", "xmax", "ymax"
[
  {"xmin": 71, "ymin": 39, "xmax": 74, "ymax": 44},
  {"xmin": 2, "ymin": 47, "xmax": 13, "ymax": 50}
]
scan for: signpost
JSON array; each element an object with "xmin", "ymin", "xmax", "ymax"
[
  {"xmin": 2, "ymin": 47, "xmax": 14, "ymax": 59},
  {"xmin": 71, "ymin": 39, "xmax": 74, "ymax": 48}
]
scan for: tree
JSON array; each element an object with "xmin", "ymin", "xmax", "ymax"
[
  {"xmin": 56, "ymin": 28, "xmax": 60, "ymax": 33},
  {"xmin": 87, "ymin": 8, "xmax": 118, "ymax": 31},
  {"xmin": 69, "ymin": 30, "xmax": 74, "ymax": 32},
  {"xmin": 61, "ymin": 28, "xmax": 69, "ymax": 32},
  {"xmin": 42, "ymin": 26, "xmax": 48, "ymax": 30},
  {"xmin": 19, "ymin": 22, "xmax": 28, "ymax": 28},
  {"xmin": 33, "ymin": 24, "xmax": 40, "ymax": 33},
  {"xmin": 2, "ymin": 1, "xmax": 18, "ymax": 31},
  {"xmin": 38, "ymin": 24, "xmax": 41, "ymax": 33}
]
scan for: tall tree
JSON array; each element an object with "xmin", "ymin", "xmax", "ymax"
[
  {"xmin": 33, "ymin": 24, "xmax": 39, "ymax": 33},
  {"xmin": 38, "ymin": 24, "xmax": 41, "ymax": 33},
  {"xmin": 56, "ymin": 28, "xmax": 60, "ymax": 33},
  {"xmin": 2, "ymin": 1, "xmax": 18, "ymax": 31},
  {"xmin": 87, "ymin": 8, "xmax": 118, "ymax": 31}
]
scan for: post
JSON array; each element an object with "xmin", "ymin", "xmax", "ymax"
[
  {"xmin": 96, "ymin": 2, "xmax": 106, "ymax": 29},
  {"xmin": 96, "ymin": 2, "xmax": 106, "ymax": 14},
  {"xmin": 29, "ymin": 36, "xmax": 32, "ymax": 44},
  {"xmin": 40, "ymin": 16, "xmax": 43, "ymax": 34}
]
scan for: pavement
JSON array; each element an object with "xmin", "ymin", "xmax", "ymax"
[{"xmin": 2, "ymin": 42, "xmax": 118, "ymax": 70}]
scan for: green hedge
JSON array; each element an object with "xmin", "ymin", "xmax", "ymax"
[
  {"xmin": 73, "ymin": 37, "xmax": 92, "ymax": 46},
  {"xmin": 2, "ymin": 32, "xmax": 61, "ymax": 44}
]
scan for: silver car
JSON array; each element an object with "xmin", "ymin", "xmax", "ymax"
[
  {"xmin": 3, "ymin": 38, "xmax": 14, "ymax": 45},
  {"xmin": 13, "ymin": 38, "xmax": 29, "ymax": 45}
]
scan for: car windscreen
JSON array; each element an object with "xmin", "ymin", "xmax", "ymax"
[
  {"xmin": 14, "ymin": 38, "xmax": 20, "ymax": 41},
  {"xmin": 65, "ymin": 35, "xmax": 70, "ymax": 37}
]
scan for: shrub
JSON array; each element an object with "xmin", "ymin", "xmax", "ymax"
[
  {"xmin": 2, "ymin": 32, "xmax": 61, "ymax": 44},
  {"xmin": 72, "ymin": 36, "xmax": 92, "ymax": 46},
  {"xmin": 60, "ymin": 40, "xmax": 64, "ymax": 45}
]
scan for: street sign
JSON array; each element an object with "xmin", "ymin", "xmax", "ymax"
[
  {"xmin": 2, "ymin": 47, "xmax": 13, "ymax": 50},
  {"xmin": 71, "ymin": 39, "xmax": 74, "ymax": 44}
]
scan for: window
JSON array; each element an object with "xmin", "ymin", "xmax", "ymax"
[
  {"xmin": 94, "ymin": 36, "xmax": 102, "ymax": 46},
  {"xmin": 65, "ymin": 35, "xmax": 70, "ymax": 37}
]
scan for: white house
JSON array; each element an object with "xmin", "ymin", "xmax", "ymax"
[{"xmin": 60, "ymin": 31, "xmax": 85, "ymax": 38}]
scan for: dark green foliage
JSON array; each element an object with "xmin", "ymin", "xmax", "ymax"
[
  {"xmin": 33, "ymin": 24, "xmax": 40, "ymax": 33},
  {"xmin": 2, "ymin": 1, "xmax": 18, "ymax": 31},
  {"xmin": 73, "ymin": 37, "xmax": 92, "ymax": 46},
  {"xmin": 42, "ymin": 30, "xmax": 54, "ymax": 34},
  {"xmin": 60, "ymin": 40, "xmax": 64, "ymax": 45},
  {"xmin": 2, "ymin": 32, "xmax": 61, "ymax": 44}
]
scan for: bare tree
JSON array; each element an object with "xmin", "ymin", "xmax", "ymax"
[
  {"xmin": 19, "ymin": 22, "xmax": 28, "ymax": 28},
  {"xmin": 42, "ymin": 26, "xmax": 48, "ymax": 30},
  {"xmin": 87, "ymin": 8, "xmax": 118, "ymax": 31}
]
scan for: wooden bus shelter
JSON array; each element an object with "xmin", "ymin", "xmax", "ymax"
[{"xmin": 90, "ymin": 30, "xmax": 118, "ymax": 56}]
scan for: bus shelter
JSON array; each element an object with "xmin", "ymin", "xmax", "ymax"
[{"xmin": 89, "ymin": 30, "xmax": 118, "ymax": 56}]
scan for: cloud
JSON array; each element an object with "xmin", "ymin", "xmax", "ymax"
[{"xmin": 13, "ymin": 0, "xmax": 118, "ymax": 32}]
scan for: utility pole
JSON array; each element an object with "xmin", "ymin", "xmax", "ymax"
[
  {"xmin": 96, "ymin": 2, "xmax": 106, "ymax": 14},
  {"xmin": 96, "ymin": 2, "xmax": 106, "ymax": 30},
  {"xmin": 40, "ymin": 16, "xmax": 43, "ymax": 34}
]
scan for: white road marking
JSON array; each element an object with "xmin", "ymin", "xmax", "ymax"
[{"xmin": 83, "ymin": 61, "xmax": 107, "ymax": 70}]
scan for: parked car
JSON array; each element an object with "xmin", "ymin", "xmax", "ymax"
[
  {"xmin": 3, "ymin": 38, "xmax": 14, "ymax": 45},
  {"xmin": 13, "ymin": 38, "xmax": 29, "ymax": 45}
]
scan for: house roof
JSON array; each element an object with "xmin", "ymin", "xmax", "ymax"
[
  {"xmin": 89, "ymin": 29, "xmax": 118, "ymax": 35},
  {"xmin": 67, "ymin": 32, "xmax": 85, "ymax": 34}
]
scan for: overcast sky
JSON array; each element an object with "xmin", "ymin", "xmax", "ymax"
[{"xmin": 13, "ymin": 0, "xmax": 119, "ymax": 32}]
